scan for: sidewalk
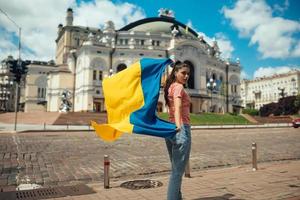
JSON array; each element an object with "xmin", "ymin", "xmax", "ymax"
[
  {"xmin": 0, "ymin": 122, "xmax": 293, "ymax": 133},
  {"xmin": 53, "ymin": 160, "xmax": 300, "ymax": 200}
]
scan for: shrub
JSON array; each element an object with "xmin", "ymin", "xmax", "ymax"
[
  {"xmin": 242, "ymin": 108, "xmax": 259, "ymax": 116},
  {"xmin": 259, "ymin": 96, "xmax": 298, "ymax": 116}
]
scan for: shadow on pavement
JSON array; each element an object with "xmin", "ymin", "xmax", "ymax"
[{"xmin": 193, "ymin": 193, "xmax": 244, "ymax": 200}]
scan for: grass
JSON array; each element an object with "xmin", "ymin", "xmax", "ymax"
[{"xmin": 158, "ymin": 112, "xmax": 250, "ymax": 125}]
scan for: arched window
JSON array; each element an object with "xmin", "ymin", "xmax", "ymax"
[
  {"xmin": 206, "ymin": 71, "xmax": 210, "ymax": 82},
  {"xmin": 117, "ymin": 63, "xmax": 127, "ymax": 72},
  {"xmin": 219, "ymin": 75, "xmax": 223, "ymax": 82},
  {"xmin": 219, "ymin": 75, "xmax": 224, "ymax": 95},
  {"xmin": 212, "ymin": 73, "xmax": 216, "ymax": 80}
]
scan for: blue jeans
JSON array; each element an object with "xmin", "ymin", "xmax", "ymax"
[{"xmin": 165, "ymin": 124, "xmax": 191, "ymax": 200}]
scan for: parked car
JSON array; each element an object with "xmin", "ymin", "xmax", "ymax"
[{"xmin": 292, "ymin": 118, "xmax": 300, "ymax": 128}]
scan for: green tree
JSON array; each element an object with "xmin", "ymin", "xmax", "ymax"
[{"xmin": 294, "ymin": 94, "xmax": 300, "ymax": 114}]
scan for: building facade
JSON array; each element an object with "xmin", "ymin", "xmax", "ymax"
[
  {"xmin": 47, "ymin": 8, "xmax": 242, "ymax": 113},
  {"xmin": 23, "ymin": 61, "xmax": 55, "ymax": 112},
  {"xmin": 241, "ymin": 69, "xmax": 300, "ymax": 110},
  {"xmin": 0, "ymin": 56, "xmax": 56, "ymax": 112},
  {"xmin": 0, "ymin": 56, "xmax": 15, "ymax": 112}
]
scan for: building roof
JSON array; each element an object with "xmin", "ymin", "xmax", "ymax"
[
  {"xmin": 119, "ymin": 17, "xmax": 199, "ymax": 38},
  {"xmin": 242, "ymin": 69, "xmax": 300, "ymax": 83}
]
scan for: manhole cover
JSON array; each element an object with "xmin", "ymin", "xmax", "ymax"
[{"xmin": 120, "ymin": 180, "xmax": 163, "ymax": 190}]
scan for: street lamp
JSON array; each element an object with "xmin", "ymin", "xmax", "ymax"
[
  {"xmin": 169, "ymin": 26, "xmax": 179, "ymax": 61},
  {"xmin": 109, "ymin": 69, "xmax": 114, "ymax": 77},
  {"xmin": 207, "ymin": 77, "xmax": 217, "ymax": 112}
]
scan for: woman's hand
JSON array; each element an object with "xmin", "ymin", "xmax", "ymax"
[{"xmin": 175, "ymin": 126, "xmax": 181, "ymax": 133}]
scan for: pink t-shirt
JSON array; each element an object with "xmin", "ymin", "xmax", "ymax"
[{"xmin": 168, "ymin": 82, "xmax": 191, "ymax": 125}]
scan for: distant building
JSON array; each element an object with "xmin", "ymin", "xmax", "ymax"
[
  {"xmin": 0, "ymin": 56, "xmax": 55, "ymax": 112},
  {"xmin": 47, "ymin": 8, "xmax": 242, "ymax": 113},
  {"xmin": 241, "ymin": 69, "xmax": 300, "ymax": 110},
  {"xmin": 23, "ymin": 61, "xmax": 55, "ymax": 112},
  {"xmin": 0, "ymin": 56, "xmax": 15, "ymax": 112}
]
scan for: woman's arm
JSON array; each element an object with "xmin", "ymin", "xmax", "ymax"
[{"xmin": 174, "ymin": 97, "xmax": 182, "ymax": 131}]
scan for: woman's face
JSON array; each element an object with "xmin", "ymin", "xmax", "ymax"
[{"xmin": 175, "ymin": 66, "xmax": 190, "ymax": 85}]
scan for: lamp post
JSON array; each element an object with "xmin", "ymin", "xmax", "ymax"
[
  {"xmin": 207, "ymin": 77, "xmax": 217, "ymax": 112},
  {"xmin": 169, "ymin": 26, "xmax": 179, "ymax": 61},
  {"xmin": 225, "ymin": 61, "xmax": 229, "ymax": 112},
  {"xmin": 109, "ymin": 69, "xmax": 113, "ymax": 77}
]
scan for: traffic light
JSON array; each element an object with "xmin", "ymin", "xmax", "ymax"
[
  {"xmin": 6, "ymin": 59, "xmax": 18, "ymax": 74},
  {"xmin": 6, "ymin": 59, "xmax": 30, "ymax": 83},
  {"xmin": 20, "ymin": 60, "xmax": 30, "ymax": 74}
]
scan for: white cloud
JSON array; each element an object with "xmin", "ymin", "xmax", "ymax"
[
  {"xmin": 0, "ymin": 0, "xmax": 145, "ymax": 61},
  {"xmin": 189, "ymin": 20, "xmax": 235, "ymax": 59},
  {"xmin": 253, "ymin": 66, "xmax": 299, "ymax": 78},
  {"xmin": 0, "ymin": 31, "xmax": 16, "ymax": 51},
  {"xmin": 223, "ymin": 0, "xmax": 300, "ymax": 59},
  {"xmin": 241, "ymin": 70, "xmax": 249, "ymax": 80},
  {"xmin": 273, "ymin": 0, "xmax": 289, "ymax": 15},
  {"xmin": 198, "ymin": 31, "xmax": 234, "ymax": 59},
  {"xmin": 215, "ymin": 33, "xmax": 235, "ymax": 59},
  {"xmin": 292, "ymin": 41, "xmax": 300, "ymax": 57},
  {"xmin": 186, "ymin": 19, "xmax": 193, "ymax": 28},
  {"xmin": 74, "ymin": 1, "xmax": 145, "ymax": 29}
]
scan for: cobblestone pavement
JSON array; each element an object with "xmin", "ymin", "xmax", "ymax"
[
  {"xmin": 55, "ymin": 160, "xmax": 300, "ymax": 200},
  {"xmin": 0, "ymin": 128, "xmax": 299, "ymax": 187}
]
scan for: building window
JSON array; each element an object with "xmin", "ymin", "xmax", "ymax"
[
  {"xmin": 41, "ymin": 88, "xmax": 44, "ymax": 98},
  {"xmin": 156, "ymin": 41, "xmax": 160, "ymax": 46},
  {"xmin": 93, "ymin": 70, "xmax": 97, "ymax": 80},
  {"xmin": 117, "ymin": 63, "xmax": 127, "ymax": 72},
  {"xmin": 124, "ymin": 39, "xmax": 128, "ymax": 45},
  {"xmin": 76, "ymin": 38, "xmax": 80, "ymax": 46},
  {"xmin": 141, "ymin": 40, "xmax": 144, "ymax": 46},
  {"xmin": 99, "ymin": 71, "xmax": 103, "ymax": 80},
  {"xmin": 37, "ymin": 88, "xmax": 46, "ymax": 98},
  {"xmin": 38, "ymin": 88, "xmax": 41, "ymax": 98}
]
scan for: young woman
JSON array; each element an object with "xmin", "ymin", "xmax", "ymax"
[{"xmin": 164, "ymin": 61, "xmax": 191, "ymax": 200}]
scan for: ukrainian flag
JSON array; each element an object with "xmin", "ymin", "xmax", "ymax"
[{"xmin": 91, "ymin": 58, "xmax": 176, "ymax": 142}]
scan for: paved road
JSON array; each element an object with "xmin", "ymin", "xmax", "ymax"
[{"xmin": 0, "ymin": 128, "xmax": 299, "ymax": 187}]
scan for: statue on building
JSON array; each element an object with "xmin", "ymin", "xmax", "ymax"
[
  {"xmin": 211, "ymin": 40, "xmax": 220, "ymax": 58},
  {"xmin": 59, "ymin": 90, "xmax": 72, "ymax": 112},
  {"xmin": 158, "ymin": 8, "xmax": 175, "ymax": 18},
  {"xmin": 103, "ymin": 20, "xmax": 115, "ymax": 33}
]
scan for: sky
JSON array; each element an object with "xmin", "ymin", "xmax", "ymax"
[{"xmin": 0, "ymin": 0, "xmax": 299, "ymax": 80}]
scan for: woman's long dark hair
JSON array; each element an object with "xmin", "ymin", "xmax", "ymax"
[{"xmin": 164, "ymin": 61, "xmax": 190, "ymax": 106}]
